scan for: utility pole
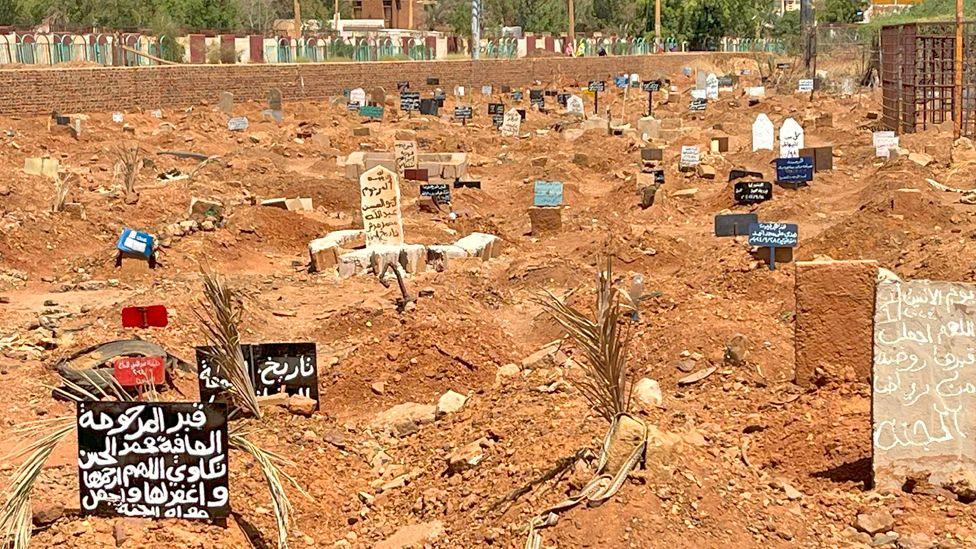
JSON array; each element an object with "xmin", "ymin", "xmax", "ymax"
[
  {"xmin": 954, "ymin": 0, "xmax": 963, "ymax": 138},
  {"xmin": 568, "ymin": 0, "xmax": 575, "ymax": 55},
  {"xmin": 471, "ymin": 0, "xmax": 481, "ymax": 59},
  {"xmin": 654, "ymin": 0, "xmax": 661, "ymax": 50},
  {"xmin": 293, "ymin": 0, "xmax": 303, "ymax": 39},
  {"xmin": 800, "ymin": 0, "xmax": 815, "ymax": 76}
]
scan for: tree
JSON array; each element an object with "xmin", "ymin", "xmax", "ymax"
[{"xmin": 822, "ymin": 0, "xmax": 864, "ymax": 23}]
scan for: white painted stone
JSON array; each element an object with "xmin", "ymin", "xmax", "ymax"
[
  {"xmin": 566, "ymin": 94, "xmax": 585, "ymax": 116},
  {"xmin": 349, "ymin": 87, "xmax": 367, "ymax": 107},
  {"xmin": 779, "ymin": 117, "xmax": 804, "ymax": 158},
  {"xmin": 752, "ymin": 113, "xmax": 774, "ymax": 152},
  {"xmin": 454, "ymin": 232, "xmax": 501, "ymax": 260},
  {"xmin": 705, "ymin": 73, "xmax": 719, "ymax": 100}
]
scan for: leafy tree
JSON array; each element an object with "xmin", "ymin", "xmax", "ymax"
[{"xmin": 822, "ymin": 0, "xmax": 864, "ymax": 23}]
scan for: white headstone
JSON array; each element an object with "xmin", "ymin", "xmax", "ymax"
[
  {"xmin": 228, "ymin": 116, "xmax": 249, "ymax": 131},
  {"xmin": 778, "ymin": 118, "xmax": 804, "ymax": 158},
  {"xmin": 630, "ymin": 73, "xmax": 640, "ymax": 86},
  {"xmin": 752, "ymin": 114, "xmax": 774, "ymax": 152},
  {"xmin": 112, "ymin": 112, "xmax": 123, "ymax": 123},
  {"xmin": 691, "ymin": 89, "xmax": 706, "ymax": 100},
  {"xmin": 481, "ymin": 85, "xmax": 493, "ymax": 95},
  {"xmin": 359, "ymin": 166, "xmax": 404, "ymax": 247},
  {"xmin": 873, "ymin": 131, "xmax": 899, "ymax": 158},
  {"xmin": 566, "ymin": 95, "xmax": 585, "ymax": 116},
  {"xmin": 349, "ymin": 88, "xmax": 367, "ymax": 108},
  {"xmin": 454, "ymin": 85, "xmax": 465, "ymax": 97},
  {"xmin": 393, "ymin": 140, "xmax": 419, "ymax": 177},
  {"xmin": 705, "ymin": 73, "xmax": 719, "ymax": 100},
  {"xmin": 746, "ymin": 86, "xmax": 766, "ymax": 98},
  {"xmin": 500, "ymin": 108, "xmax": 521, "ymax": 137},
  {"xmin": 680, "ymin": 146, "xmax": 700, "ymax": 168}
]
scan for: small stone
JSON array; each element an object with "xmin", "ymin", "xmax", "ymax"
[
  {"xmin": 32, "ymin": 503, "xmax": 64, "ymax": 526},
  {"xmin": 495, "ymin": 363, "xmax": 520, "ymax": 382},
  {"xmin": 201, "ymin": 220, "xmax": 216, "ymax": 231},
  {"xmin": 672, "ymin": 188, "xmax": 699, "ymax": 198},
  {"xmin": 872, "ymin": 532, "xmax": 899, "ymax": 547},
  {"xmin": 942, "ymin": 470, "xmax": 976, "ymax": 502},
  {"xmin": 632, "ymin": 378, "xmax": 662, "ymax": 410},
  {"xmin": 855, "ymin": 509, "xmax": 894, "ymax": 536},
  {"xmin": 446, "ymin": 440, "xmax": 484, "ymax": 475},
  {"xmin": 436, "ymin": 390, "xmax": 468, "ymax": 417},
  {"xmin": 724, "ymin": 334, "xmax": 750, "ymax": 366},
  {"xmin": 371, "ymin": 382, "xmax": 386, "ymax": 395},
  {"xmin": 770, "ymin": 477, "xmax": 803, "ymax": 500},
  {"xmin": 287, "ymin": 394, "xmax": 317, "ymax": 417}
]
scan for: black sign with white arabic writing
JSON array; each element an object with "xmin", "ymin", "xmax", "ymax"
[
  {"xmin": 399, "ymin": 92, "xmax": 420, "ymax": 112},
  {"xmin": 420, "ymin": 183, "xmax": 451, "ymax": 204},
  {"xmin": 397, "ymin": 81, "xmax": 410, "ymax": 92},
  {"xmin": 454, "ymin": 106, "xmax": 473, "ymax": 120},
  {"xmin": 588, "ymin": 81, "xmax": 606, "ymax": 92},
  {"xmin": 775, "ymin": 157, "xmax": 814, "ymax": 183},
  {"xmin": 196, "ymin": 343, "xmax": 318, "ymax": 408},
  {"xmin": 689, "ymin": 98, "xmax": 708, "ymax": 111},
  {"xmin": 512, "ymin": 91, "xmax": 524, "ymax": 101},
  {"xmin": 427, "ymin": 77, "xmax": 440, "ymax": 85},
  {"xmin": 642, "ymin": 80, "xmax": 661, "ymax": 92},
  {"xmin": 557, "ymin": 93, "xmax": 570, "ymax": 106},
  {"xmin": 77, "ymin": 401, "xmax": 229, "ymax": 521},
  {"xmin": 734, "ymin": 181, "xmax": 773, "ymax": 205},
  {"xmin": 488, "ymin": 103, "xmax": 505, "ymax": 115},
  {"xmin": 249, "ymin": 343, "xmax": 318, "ymax": 403}
]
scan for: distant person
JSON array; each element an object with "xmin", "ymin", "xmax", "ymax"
[{"xmin": 598, "ymin": 46, "xmax": 607, "ymax": 57}]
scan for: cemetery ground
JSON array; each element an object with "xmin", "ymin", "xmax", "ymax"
[{"xmin": 2, "ymin": 55, "xmax": 976, "ymax": 548}]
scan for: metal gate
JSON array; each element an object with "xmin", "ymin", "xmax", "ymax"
[{"xmin": 881, "ymin": 22, "xmax": 976, "ymax": 137}]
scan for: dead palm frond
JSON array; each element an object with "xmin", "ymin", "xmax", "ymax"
[
  {"xmin": 51, "ymin": 172, "xmax": 74, "ymax": 212},
  {"xmin": 195, "ymin": 270, "xmax": 262, "ymax": 418},
  {"xmin": 0, "ymin": 416, "xmax": 75, "ymax": 549},
  {"xmin": 537, "ymin": 256, "xmax": 634, "ymax": 423},
  {"xmin": 230, "ymin": 430, "xmax": 311, "ymax": 549},
  {"xmin": 114, "ymin": 145, "xmax": 143, "ymax": 204}
]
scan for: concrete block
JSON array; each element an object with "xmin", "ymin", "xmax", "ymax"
[
  {"xmin": 454, "ymin": 232, "xmax": 501, "ymax": 260},
  {"xmin": 399, "ymin": 244, "xmax": 428, "ymax": 273},
  {"xmin": 309, "ymin": 230, "xmax": 366, "ymax": 273},
  {"xmin": 369, "ymin": 244, "xmax": 402, "ymax": 275},
  {"xmin": 529, "ymin": 207, "xmax": 562, "ymax": 236},
  {"xmin": 582, "ymin": 117, "xmax": 608, "ymax": 133},
  {"xmin": 637, "ymin": 117, "xmax": 661, "ymax": 140},
  {"xmin": 795, "ymin": 260, "xmax": 878, "ymax": 387},
  {"xmin": 427, "ymin": 245, "xmax": 468, "ymax": 268},
  {"xmin": 337, "ymin": 249, "xmax": 372, "ymax": 278}
]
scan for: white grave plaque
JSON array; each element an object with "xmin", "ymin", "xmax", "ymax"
[
  {"xmin": 500, "ymin": 108, "xmax": 521, "ymax": 137},
  {"xmin": 778, "ymin": 118, "xmax": 804, "ymax": 158},
  {"xmin": 797, "ymin": 79, "xmax": 814, "ymax": 92},
  {"xmin": 349, "ymin": 88, "xmax": 367, "ymax": 108},
  {"xmin": 705, "ymin": 73, "xmax": 719, "ymax": 100},
  {"xmin": 873, "ymin": 131, "xmax": 899, "ymax": 158},
  {"xmin": 680, "ymin": 145, "xmax": 700, "ymax": 168},
  {"xmin": 359, "ymin": 166, "xmax": 404, "ymax": 247},
  {"xmin": 566, "ymin": 95, "xmax": 585, "ymax": 115}
]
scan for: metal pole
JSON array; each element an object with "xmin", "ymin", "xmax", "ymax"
[
  {"xmin": 955, "ymin": 0, "xmax": 963, "ymax": 138},
  {"xmin": 471, "ymin": 0, "xmax": 481, "ymax": 60},
  {"xmin": 800, "ymin": 0, "xmax": 815, "ymax": 76}
]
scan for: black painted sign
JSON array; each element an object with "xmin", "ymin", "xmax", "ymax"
[
  {"xmin": 196, "ymin": 342, "xmax": 318, "ymax": 407},
  {"xmin": 557, "ymin": 93, "xmax": 570, "ymax": 106},
  {"xmin": 689, "ymin": 98, "xmax": 708, "ymax": 111},
  {"xmin": 419, "ymin": 98, "xmax": 440, "ymax": 116},
  {"xmin": 588, "ymin": 80, "xmax": 606, "ymax": 92},
  {"xmin": 453, "ymin": 180, "xmax": 481, "ymax": 189},
  {"xmin": 734, "ymin": 181, "xmax": 773, "ymax": 205},
  {"xmin": 729, "ymin": 169, "xmax": 765, "ymax": 182},
  {"xmin": 512, "ymin": 90, "xmax": 524, "ymax": 101},
  {"xmin": 530, "ymin": 89, "xmax": 544, "ymax": 108},
  {"xmin": 397, "ymin": 81, "xmax": 410, "ymax": 92},
  {"xmin": 427, "ymin": 77, "xmax": 440, "ymax": 85},
  {"xmin": 454, "ymin": 106, "xmax": 473, "ymax": 120},
  {"xmin": 714, "ymin": 213, "xmax": 759, "ymax": 237},
  {"xmin": 488, "ymin": 103, "xmax": 505, "ymax": 127},
  {"xmin": 399, "ymin": 92, "xmax": 421, "ymax": 112},
  {"xmin": 642, "ymin": 80, "xmax": 661, "ymax": 92},
  {"xmin": 420, "ymin": 183, "xmax": 451, "ymax": 204},
  {"xmin": 77, "ymin": 401, "xmax": 229, "ymax": 521}
]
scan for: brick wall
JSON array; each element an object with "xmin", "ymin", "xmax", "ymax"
[{"xmin": 0, "ymin": 53, "xmax": 741, "ymax": 116}]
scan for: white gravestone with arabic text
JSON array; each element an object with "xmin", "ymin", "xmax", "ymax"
[
  {"xmin": 359, "ymin": 166, "xmax": 404, "ymax": 247},
  {"xmin": 705, "ymin": 73, "xmax": 719, "ymax": 100},
  {"xmin": 779, "ymin": 118, "xmax": 804, "ymax": 158},
  {"xmin": 500, "ymin": 108, "xmax": 521, "ymax": 137},
  {"xmin": 873, "ymin": 279, "xmax": 976, "ymax": 491},
  {"xmin": 566, "ymin": 95, "xmax": 584, "ymax": 116},
  {"xmin": 349, "ymin": 88, "xmax": 367, "ymax": 108},
  {"xmin": 393, "ymin": 140, "xmax": 419, "ymax": 178}
]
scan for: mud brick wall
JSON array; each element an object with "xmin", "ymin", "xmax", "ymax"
[{"xmin": 0, "ymin": 53, "xmax": 743, "ymax": 116}]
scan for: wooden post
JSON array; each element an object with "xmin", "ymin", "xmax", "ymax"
[
  {"xmin": 654, "ymin": 0, "xmax": 661, "ymax": 50},
  {"xmin": 567, "ymin": 0, "xmax": 575, "ymax": 54},
  {"xmin": 293, "ymin": 0, "xmax": 303, "ymax": 39}
]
